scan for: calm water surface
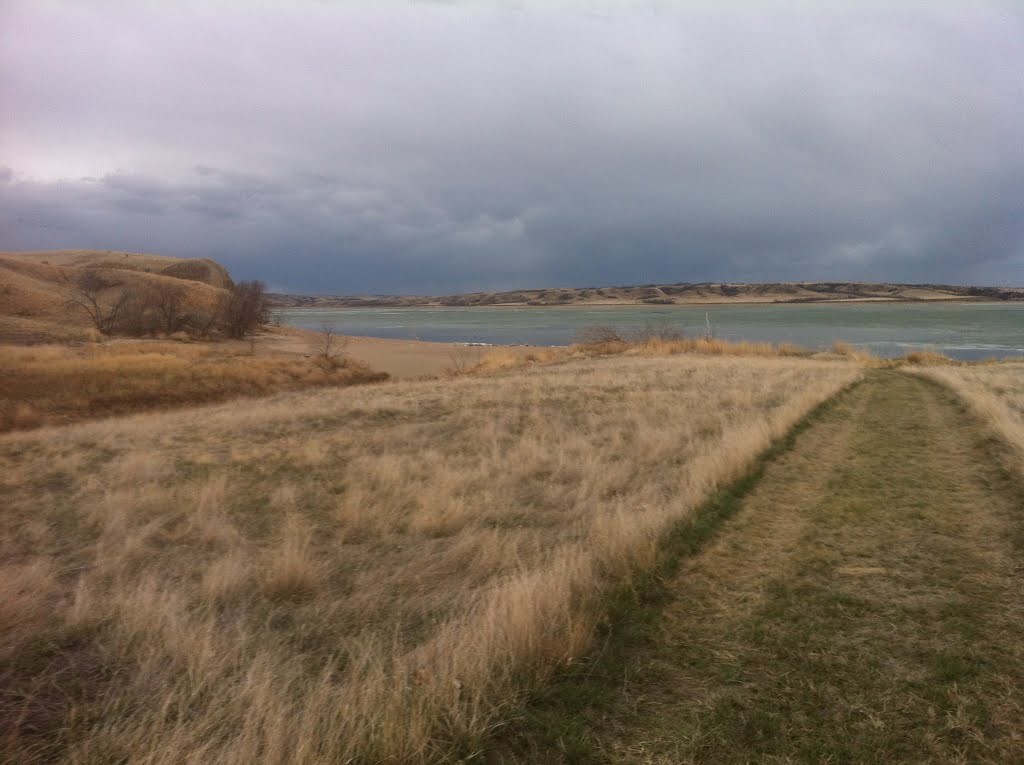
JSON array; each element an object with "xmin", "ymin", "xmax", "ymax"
[{"xmin": 275, "ymin": 302, "xmax": 1024, "ymax": 360}]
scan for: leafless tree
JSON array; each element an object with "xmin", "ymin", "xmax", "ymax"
[
  {"xmin": 63, "ymin": 270, "xmax": 132, "ymax": 335},
  {"xmin": 314, "ymin": 324, "xmax": 349, "ymax": 369},
  {"xmin": 222, "ymin": 280, "xmax": 271, "ymax": 338},
  {"xmin": 631, "ymin": 319, "xmax": 685, "ymax": 343},
  {"xmin": 574, "ymin": 325, "xmax": 626, "ymax": 345},
  {"xmin": 446, "ymin": 345, "xmax": 476, "ymax": 375},
  {"xmin": 150, "ymin": 281, "xmax": 190, "ymax": 334},
  {"xmin": 106, "ymin": 281, "xmax": 195, "ymax": 336}
]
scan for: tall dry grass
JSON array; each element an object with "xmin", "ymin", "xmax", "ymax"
[
  {"xmin": 1, "ymin": 353, "xmax": 859, "ymax": 763},
  {"xmin": 912, "ymin": 362, "xmax": 1024, "ymax": 465},
  {"xmin": 0, "ymin": 341, "xmax": 386, "ymax": 430},
  {"xmin": 467, "ymin": 334, "xmax": 821, "ymax": 376}
]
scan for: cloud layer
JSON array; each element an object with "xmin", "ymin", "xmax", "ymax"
[{"xmin": 2, "ymin": 1, "xmax": 1022, "ymax": 292}]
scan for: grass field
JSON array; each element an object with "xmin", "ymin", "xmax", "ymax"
[
  {"xmin": 496, "ymin": 371, "xmax": 1024, "ymax": 763},
  {"xmin": 0, "ymin": 332, "xmax": 821, "ymax": 433},
  {"xmin": 911, "ymin": 362, "xmax": 1024, "ymax": 466},
  {"xmin": 0, "ymin": 341, "xmax": 388, "ymax": 431},
  {"xmin": 0, "ymin": 353, "xmax": 858, "ymax": 764}
]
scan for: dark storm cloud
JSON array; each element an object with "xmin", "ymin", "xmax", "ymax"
[{"xmin": 1, "ymin": 1, "xmax": 1023, "ymax": 292}]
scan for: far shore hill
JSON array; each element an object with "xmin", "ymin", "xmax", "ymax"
[{"xmin": 269, "ymin": 281, "xmax": 1024, "ymax": 308}]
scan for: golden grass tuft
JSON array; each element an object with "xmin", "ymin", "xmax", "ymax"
[
  {"xmin": 0, "ymin": 352, "xmax": 860, "ymax": 763},
  {"xmin": 264, "ymin": 512, "xmax": 321, "ymax": 600}
]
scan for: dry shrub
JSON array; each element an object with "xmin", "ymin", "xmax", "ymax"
[
  {"xmin": 573, "ymin": 325, "xmax": 626, "ymax": 346},
  {"xmin": 469, "ymin": 347, "xmax": 528, "ymax": 373},
  {"xmin": 831, "ymin": 340, "xmax": 879, "ymax": 365},
  {"xmin": 903, "ymin": 350, "xmax": 952, "ymax": 365},
  {"xmin": 777, "ymin": 342, "xmax": 812, "ymax": 357},
  {"xmin": 630, "ymin": 320, "xmax": 686, "ymax": 343},
  {"xmin": 0, "ymin": 352, "xmax": 860, "ymax": 763}
]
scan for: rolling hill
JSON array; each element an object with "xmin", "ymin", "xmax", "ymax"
[{"xmin": 0, "ymin": 250, "xmax": 233, "ymax": 343}]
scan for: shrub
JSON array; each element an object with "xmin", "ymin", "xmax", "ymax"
[
  {"xmin": 63, "ymin": 270, "xmax": 132, "ymax": 335},
  {"xmin": 221, "ymin": 280, "xmax": 270, "ymax": 339},
  {"xmin": 574, "ymin": 325, "xmax": 626, "ymax": 345}
]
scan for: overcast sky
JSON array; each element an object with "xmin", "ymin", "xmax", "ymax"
[{"xmin": 2, "ymin": 1, "xmax": 1022, "ymax": 293}]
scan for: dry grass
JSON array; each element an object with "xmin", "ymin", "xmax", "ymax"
[
  {"xmin": 902, "ymin": 350, "xmax": 955, "ymax": 365},
  {"xmin": 505, "ymin": 372, "xmax": 1024, "ymax": 762},
  {"xmin": 467, "ymin": 335, "xmax": 824, "ymax": 377},
  {"xmin": 0, "ymin": 353, "xmax": 859, "ymax": 763},
  {"xmin": 912, "ymin": 362, "xmax": 1024, "ymax": 466},
  {"xmin": 0, "ymin": 340, "xmax": 387, "ymax": 431}
]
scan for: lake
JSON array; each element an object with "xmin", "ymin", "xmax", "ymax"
[{"xmin": 274, "ymin": 302, "xmax": 1024, "ymax": 360}]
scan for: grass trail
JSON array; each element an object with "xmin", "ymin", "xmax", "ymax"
[{"xmin": 496, "ymin": 372, "xmax": 1024, "ymax": 763}]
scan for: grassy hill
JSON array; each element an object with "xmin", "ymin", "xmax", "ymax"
[
  {"xmin": 0, "ymin": 250, "xmax": 387, "ymax": 431},
  {"xmin": 0, "ymin": 250, "xmax": 233, "ymax": 343}
]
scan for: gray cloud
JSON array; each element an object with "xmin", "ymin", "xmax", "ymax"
[{"xmin": 1, "ymin": 1, "xmax": 1022, "ymax": 292}]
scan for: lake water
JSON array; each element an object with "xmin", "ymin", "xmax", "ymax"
[{"xmin": 274, "ymin": 302, "xmax": 1024, "ymax": 360}]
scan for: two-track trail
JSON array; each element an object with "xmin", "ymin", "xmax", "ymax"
[{"xmin": 496, "ymin": 372, "xmax": 1024, "ymax": 764}]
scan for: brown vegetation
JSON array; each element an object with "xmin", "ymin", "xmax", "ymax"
[
  {"xmin": 912, "ymin": 362, "xmax": 1024, "ymax": 466},
  {"xmin": 0, "ymin": 341, "xmax": 387, "ymax": 431},
  {"xmin": 0, "ymin": 352, "xmax": 859, "ymax": 763},
  {"xmin": 462, "ymin": 331, "xmax": 822, "ymax": 377},
  {"xmin": 505, "ymin": 372, "xmax": 1024, "ymax": 762},
  {"xmin": 0, "ymin": 250, "xmax": 241, "ymax": 344}
]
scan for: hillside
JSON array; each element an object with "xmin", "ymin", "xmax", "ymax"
[
  {"xmin": 269, "ymin": 281, "xmax": 1024, "ymax": 308},
  {"xmin": 0, "ymin": 250, "xmax": 234, "ymax": 343}
]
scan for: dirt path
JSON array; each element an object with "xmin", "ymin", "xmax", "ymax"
[{"xmin": 498, "ymin": 372, "xmax": 1024, "ymax": 763}]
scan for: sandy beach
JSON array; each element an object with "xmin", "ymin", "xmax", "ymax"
[{"xmin": 262, "ymin": 325, "xmax": 531, "ymax": 379}]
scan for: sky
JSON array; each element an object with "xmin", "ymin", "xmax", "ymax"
[{"xmin": 1, "ymin": 1, "xmax": 1023, "ymax": 294}]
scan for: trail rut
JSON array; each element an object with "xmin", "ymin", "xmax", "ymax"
[{"xmin": 500, "ymin": 372, "xmax": 1024, "ymax": 764}]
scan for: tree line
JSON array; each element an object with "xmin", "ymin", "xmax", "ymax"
[{"xmin": 64, "ymin": 271, "xmax": 271, "ymax": 339}]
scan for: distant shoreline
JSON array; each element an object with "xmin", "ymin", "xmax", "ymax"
[
  {"xmin": 268, "ymin": 281, "xmax": 1024, "ymax": 309},
  {"xmin": 271, "ymin": 296, "xmax": 1011, "ymax": 310}
]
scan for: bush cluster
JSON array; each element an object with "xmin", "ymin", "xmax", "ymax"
[{"xmin": 65, "ymin": 271, "xmax": 270, "ymax": 339}]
